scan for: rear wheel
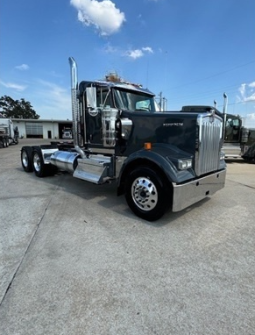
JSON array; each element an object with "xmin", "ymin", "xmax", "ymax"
[
  {"xmin": 32, "ymin": 147, "xmax": 48, "ymax": 177},
  {"xmin": 21, "ymin": 147, "xmax": 33, "ymax": 172},
  {"xmin": 2, "ymin": 138, "xmax": 7, "ymax": 148},
  {"xmin": 32, "ymin": 147, "xmax": 58, "ymax": 177},
  {"xmin": 125, "ymin": 166, "xmax": 170, "ymax": 221}
]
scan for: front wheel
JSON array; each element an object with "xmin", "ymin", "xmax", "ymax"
[{"xmin": 125, "ymin": 166, "xmax": 171, "ymax": 221}]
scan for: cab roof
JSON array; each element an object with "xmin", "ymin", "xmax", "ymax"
[{"xmin": 79, "ymin": 80, "xmax": 155, "ymax": 97}]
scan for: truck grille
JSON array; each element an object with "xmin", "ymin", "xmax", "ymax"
[{"xmin": 195, "ymin": 114, "xmax": 223, "ymax": 176}]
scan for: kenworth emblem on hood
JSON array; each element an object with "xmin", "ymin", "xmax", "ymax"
[{"xmin": 163, "ymin": 122, "xmax": 184, "ymax": 127}]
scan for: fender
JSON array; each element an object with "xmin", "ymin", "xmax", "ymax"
[{"xmin": 117, "ymin": 143, "xmax": 196, "ymax": 195}]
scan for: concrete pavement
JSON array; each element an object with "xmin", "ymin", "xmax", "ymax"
[{"xmin": 0, "ymin": 140, "xmax": 254, "ymax": 335}]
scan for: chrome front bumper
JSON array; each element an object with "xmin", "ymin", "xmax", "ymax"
[{"xmin": 172, "ymin": 169, "xmax": 226, "ymax": 212}]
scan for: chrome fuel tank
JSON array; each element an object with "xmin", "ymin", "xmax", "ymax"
[{"xmin": 50, "ymin": 151, "xmax": 80, "ymax": 173}]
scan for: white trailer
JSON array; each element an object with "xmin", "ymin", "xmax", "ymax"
[{"xmin": 0, "ymin": 119, "xmax": 19, "ymax": 148}]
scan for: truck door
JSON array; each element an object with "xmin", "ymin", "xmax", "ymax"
[
  {"xmin": 225, "ymin": 115, "xmax": 241, "ymax": 142},
  {"xmin": 85, "ymin": 86, "xmax": 112, "ymax": 147}
]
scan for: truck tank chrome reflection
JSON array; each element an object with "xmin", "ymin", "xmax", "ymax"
[{"xmin": 50, "ymin": 151, "xmax": 80, "ymax": 173}]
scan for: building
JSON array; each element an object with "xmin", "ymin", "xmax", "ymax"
[{"xmin": 12, "ymin": 119, "xmax": 72, "ymax": 139}]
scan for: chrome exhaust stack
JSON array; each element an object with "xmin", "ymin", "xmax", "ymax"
[
  {"xmin": 69, "ymin": 57, "xmax": 85, "ymax": 158},
  {"xmin": 223, "ymin": 92, "xmax": 228, "ymax": 115},
  {"xmin": 222, "ymin": 92, "xmax": 228, "ymax": 140}
]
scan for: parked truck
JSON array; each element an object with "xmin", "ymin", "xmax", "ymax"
[
  {"xmin": 222, "ymin": 113, "xmax": 255, "ymax": 161},
  {"xmin": 0, "ymin": 125, "xmax": 9, "ymax": 148},
  {"xmin": 0, "ymin": 119, "xmax": 19, "ymax": 148},
  {"xmin": 220, "ymin": 93, "xmax": 255, "ymax": 161},
  {"xmin": 182, "ymin": 103, "xmax": 255, "ymax": 162},
  {"xmin": 20, "ymin": 57, "xmax": 226, "ymax": 221}
]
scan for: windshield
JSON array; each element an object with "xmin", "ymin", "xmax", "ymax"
[{"xmin": 113, "ymin": 88, "xmax": 156, "ymax": 113}]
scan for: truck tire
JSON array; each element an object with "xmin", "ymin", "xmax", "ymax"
[
  {"xmin": 125, "ymin": 166, "xmax": 170, "ymax": 221},
  {"xmin": 2, "ymin": 138, "xmax": 7, "ymax": 148},
  {"xmin": 21, "ymin": 147, "xmax": 33, "ymax": 172},
  {"xmin": 32, "ymin": 147, "xmax": 48, "ymax": 177},
  {"xmin": 32, "ymin": 147, "xmax": 57, "ymax": 177}
]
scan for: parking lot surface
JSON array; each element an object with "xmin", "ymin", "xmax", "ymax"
[{"xmin": 0, "ymin": 139, "xmax": 254, "ymax": 335}]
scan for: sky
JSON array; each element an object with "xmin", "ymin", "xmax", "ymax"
[{"xmin": 0, "ymin": 0, "xmax": 255, "ymax": 126}]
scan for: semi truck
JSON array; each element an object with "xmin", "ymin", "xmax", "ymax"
[
  {"xmin": 222, "ymin": 113, "xmax": 255, "ymax": 161},
  {"xmin": 0, "ymin": 126, "xmax": 9, "ymax": 148},
  {"xmin": 220, "ymin": 93, "xmax": 255, "ymax": 161},
  {"xmin": 20, "ymin": 57, "xmax": 226, "ymax": 221},
  {"xmin": 0, "ymin": 119, "xmax": 19, "ymax": 148},
  {"xmin": 182, "ymin": 103, "xmax": 255, "ymax": 162}
]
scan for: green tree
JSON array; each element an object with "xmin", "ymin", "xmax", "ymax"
[{"xmin": 0, "ymin": 95, "xmax": 40, "ymax": 119}]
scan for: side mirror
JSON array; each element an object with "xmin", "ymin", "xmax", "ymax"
[{"xmin": 86, "ymin": 87, "xmax": 97, "ymax": 110}]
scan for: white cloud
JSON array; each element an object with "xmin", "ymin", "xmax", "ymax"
[
  {"xmin": 126, "ymin": 47, "xmax": 154, "ymax": 59},
  {"xmin": 237, "ymin": 81, "xmax": 255, "ymax": 103},
  {"xmin": 34, "ymin": 80, "xmax": 71, "ymax": 119},
  {"xmin": 247, "ymin": 113, "xmax": 255, "ymax": 119},
  {"xmin": 70, "ymin": 0, "xmax": 125, "ymax": 36},
  {"xmin": 102, "ymin": 43, "xmax": 154, "ymax": 60},
  {"xmin": 38, "ymin": 80, "xmax": 66, "ymax": 93},
  {"xmin": 249, "ymin": 82, "xmax": 255, "ymax": 88},
  {"xmin": 104, "ymin": 43, "xmax": 118, "ymax": 53},
  {"xmin": 142, "ymin": 47, "xmax": 153, "ymax": 53},
  {"xmin": 0, "ymin": 80, "xmax": 27, "ymax": 92},
  {"xmin": 15, "ymin": 64, "xmax": 29, "ymax": 71},
  {"xmin": 242, "ymin": 113, "xmax": 255, "ymax": 128},
  {"xmin": 127, "ymin": 49, "xmax": 144, "ymax": 59},
  {"xmin": 236, "ymin": 81, "xmax": 255, "ymax": 127}
]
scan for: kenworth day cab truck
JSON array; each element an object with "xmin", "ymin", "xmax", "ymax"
[
  {"xmin": 20, "ymin": 57, "xmax": 226, "ymax": 221},
  {"xmin": 0, "ymin": 119, "xmax": 19, "ymax": 148}
]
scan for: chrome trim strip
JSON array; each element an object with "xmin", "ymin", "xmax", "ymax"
[{"xmin": 89, "ymin": 148, "xmax": 115, "ymax": 154}]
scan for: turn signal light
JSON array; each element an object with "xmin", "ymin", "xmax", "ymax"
[{"xmin": 144, "ymin": 142, "xmax": 152, "ymax": 150}]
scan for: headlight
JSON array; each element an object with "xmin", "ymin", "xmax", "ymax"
[
  {"xmin": 178, "ymin": 159, "xmax": 192, "ymax": 170},
  {"xmin": 220, "ymin": 151, "xmax": 225, "ymax": 160}
]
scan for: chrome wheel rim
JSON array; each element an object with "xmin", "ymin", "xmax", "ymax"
[
  {"xmin": 33, "ymin": 152, "xmax": 41, "ymax": 172},
  {"xmin": 22, "ymin": 151, "xmax": 29, "ymax": 168},
  {"xmin": 131, "ymin": 177, "xmax": 158, "ymax": 211}
]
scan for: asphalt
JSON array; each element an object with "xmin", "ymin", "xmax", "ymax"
[{"xmin": 0, "ymin": 139, "xmax": 254, "ymax": 335}]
